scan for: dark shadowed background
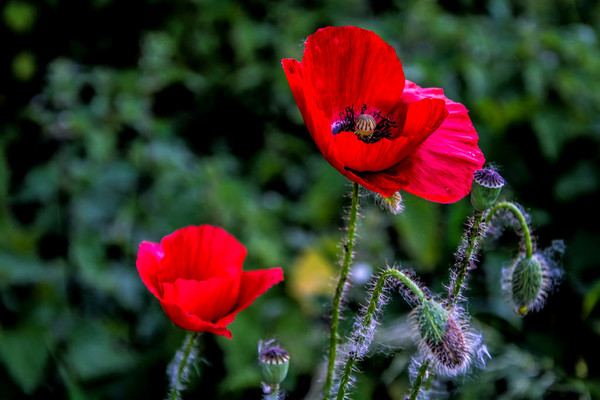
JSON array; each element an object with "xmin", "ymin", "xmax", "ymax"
[{"xmin": 1, "ymin": 0, "xmax": 599, "ymax": 399}]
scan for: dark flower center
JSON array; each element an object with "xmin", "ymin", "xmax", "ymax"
[{"xmin": 331, "ymin": 104, "xmax": 397, "ymax": 143}]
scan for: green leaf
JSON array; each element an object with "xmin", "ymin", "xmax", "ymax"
[
  {"xmin": 64, "ymin": 321, "xmax": 135, "ymax": 381},
  {"xmin": 0, "ymin": 326, "xmax": 49, "ymax": 394}
]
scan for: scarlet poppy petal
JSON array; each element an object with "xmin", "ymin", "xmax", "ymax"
[
  {"xmin": 296, "ymin": 26, "xmax": 405, "ymax": 116},
  {"xmin": 282, "ymin": 59, "xmax": 344, "ymax": 174},
  {"xmin": 282, "ymin": 27, "xmax": 406, "ymax": 181},
  {"xmin": 398, "ymin": 98, "xmax": 448, "ymax": 141},
  {"xmin": 228, "ymin": 268, "xmax": 284, "ymax": 317},
  {"xmin": 136, "ymin": 241, "xmax": 165, "ymax": 298},
  {"xmin": 160, "ymin": 277, "xmax": 240, "ymax": 324},
  {"xmin": 158, "ymin": 300, "xmax": 234, "ymax": 339},
  {"xmin": 332, "ymin": 98, "xmax": 447, "ymax": 173},
  {"xmin": 160, "ymin": 225, "xmax": 246, "ymax": 283},
  {"xmin": 160, "ymin": 268, "xmax": 283, "ymax": 339},
  {"xmin": 378, "ymin": 81, "xmax": 485, "ymax": 202},
  {"xmin": 330, "ymin": 133, "xmax": 398, "ymax": 172}
]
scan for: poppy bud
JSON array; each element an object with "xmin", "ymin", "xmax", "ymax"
[
  {"xmin": 259, "ymin": 344, "xmax": 290, "ymax": 387},
  {"xmin": 376, "ymin": 191, "xmax": 404, "ymax": 214},
  {"xmin": 415, "ymin": 300, "xmax": 467, "ymax": 370},
  {"xmin": 411, "ymin": 300, "xmax": 486, "ymax": 376},
  {"xmin": 503, "ymin": 253, "xmax": 553, "ymax": 316},
  {"xmin": 470, "ymin": 169, "xmax": 505, "ymax": 212}
]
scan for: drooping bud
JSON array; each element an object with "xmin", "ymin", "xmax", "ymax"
[
  {"xmin": 470, "ymin": 169, "xmax": 505, "ymax": 212},
  {"xmin": 503, "ymin": 253, "xmax": 555, "ymax": 316},
  {"xmin": 259, "ymin": 342, "xmax": 290, "ymax": 387},
  {"xmin": 376, "ymin": 191, "xmax": 404, "ymax": 214},
  {"xmin": 415, "ymin": 300, "xmax": 468, "ymax": 370},
  {"xmin": 415, "ymin": 299, "xmax": 449, "ymax": 344},
  {"xmin": 513, "ymin": 257, "xmax": 543, "ymax": 315},
  {"xmin": 410, "ymin": 300, "xmax": 486, "ymax": 376}
]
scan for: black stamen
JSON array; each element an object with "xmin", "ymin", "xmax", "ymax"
[{"xmin": 331, "ymin": 104, "xmax": 397, "ymax": 143}]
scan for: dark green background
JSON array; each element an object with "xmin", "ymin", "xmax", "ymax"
[{"xmin": 1, "ymin": 0, "xmax": 599, "ymax": 399}]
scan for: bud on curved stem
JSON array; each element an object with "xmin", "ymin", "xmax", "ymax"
[
  {"xmin": 335, "ymin": 268, "xmax": 425, "ymax": 400},
  {"xmin": 503, "ymin": 252, "xmax": 556, "ymax": 316}
]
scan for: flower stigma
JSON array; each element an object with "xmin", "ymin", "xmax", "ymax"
[{"xmin": 331, "ymin": 104, "xmax": 397, "ymax": 143}]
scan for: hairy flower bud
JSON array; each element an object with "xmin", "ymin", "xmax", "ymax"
[
  {"xmin": 259, "ymin": 342, "xmax": 290, "ymax": 387},
  {"xmin": 503, "ymin": 252, "xmax": 558, "ymax": 316},
  {"xmin": 470, "ymin": 169, "xmax": 505, "ymax": 212},
  {"xmin": 376, "ymin": 191, "xmax": 404, "ymax": 214},
  {"xmin": 410, "ymin": 300, "xmax": 488, "ymax": 376}
]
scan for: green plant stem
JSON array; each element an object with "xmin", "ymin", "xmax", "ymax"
[
  {"xmin": 323, "ymin": 181, "xmax": 360, "ymax": 400},
  {"xmin": 449, "ymin": 212, "xmax": 485, "ymax": 304},
  {"xmin": 409, "ymin": 360, "xmax": 431, "ymax": 400},
  {"xmin": 168, "ymin": 332, "xmax": 198, "ymax": 400},
  {"xmin": 486, "ymin": 201, "xmax": 533, "ymax": 258},
  {"xmin": 336, "ymin": 269, "xmax": 425, "ymax": 400}
]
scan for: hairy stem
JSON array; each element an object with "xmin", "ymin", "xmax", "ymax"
[
  {"xmin": 486, "ymin": 201, "xmax": 533, "ymax": 258},
  {"xmin": 449, "ymin": 212, "xmax": 485, "ymax": 304},
  {"xmin": 324, "ymin": 181, "xmax": 360, "ymax": 399},
  {"xmin": 336, "ymin": 269, "xmax": 425, "ymax": 400},
  {"xmin": 409, "ymin": 360, "xmax": 431, "ymax": 400},
  {"xmin": 167, "ymin": 332, "xmax": 198, "ymax": 400}
]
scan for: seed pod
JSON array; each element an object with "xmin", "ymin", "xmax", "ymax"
[
  {"xmin": 354, "ymin": 113, "xmax": 376, "ymax": 140},
  {"xmin": 470, "ymin": 169, "xmax": 505, "ymax": 212},
  {"xmin": 259, "ymin": 345, "xmax": 290, "ymax": 386}
]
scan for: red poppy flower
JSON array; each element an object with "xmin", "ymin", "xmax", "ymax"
[
  {"xmin": 282, "ymin": 26, "xmax": 485, "ymax": 203},
  {"xmin": 136, "ymin": 225, "xmax": 284, "ymax": 339}
]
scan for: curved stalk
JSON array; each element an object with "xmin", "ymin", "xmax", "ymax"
[
  {"xmin": 486, "ymin": 201, "xmax": 533, "ymax": 258},
  {"xmin": 336, "ymin": 269, "xmax": 425, "ymax": 400}
]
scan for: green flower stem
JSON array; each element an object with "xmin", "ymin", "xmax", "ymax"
[
  {"xmin": 449, "ymin": 212, "xmax": 485, "ymax": 304},
  {"xmin": 486, "ymin": 201, "xmax": 533, "ymax": 258},
  {"xmin": 168, "ymin": 332, "xmax": 198, "ymax": 400},
  {"xmin": 409, "ymin": 360, "xmax": 431, "ymax": 400},
  {"xmin": 324, "ymin": 181, "xmax": 360, "ymax": 400},
  {"xmin": 336, "ymin": 269, "xmax": 425, "ymax": 400}
]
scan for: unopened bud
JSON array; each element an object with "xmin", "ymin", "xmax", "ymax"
[
  {"xmin": 504, "ymin": 254, "xmax": 551, "ymax": 316},
  {"xmin": 376, "ymin": 191, "xmax": 404, "ymax": 214},
  {"xmin": 415, "ymin": 300, "xmax": 468, "ymax": 371},
  {"xmin": 416, "ymin": 299, "xmax": 449, "ymax": 344},
  {"xmin": 259, "ymin": 344, "xmax": 290, "ymax": 386},
  {"xmin": 470, "ymin": 169, "xmax": 504, "ymax": 212}
]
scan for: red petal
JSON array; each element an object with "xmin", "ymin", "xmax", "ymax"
[
  {"xmin": 136, "ymin": 241, "xmax": 165, "ymax": 298},
  {"xmin": 282, "ymin": 59, "xmax": 344, "ymax": 174},
  {"xmin": 160, "ymin": 277, "xmax": 240, "ymax": 324},
  {"xmin": 295, "ymin": 26, "xmax": 405, "ymax": 117},
  {"xmin": 159, "ymin": 268, "xmax": 283, "ymax": 339},
  {"xmin": 235, "ymin": 268, "xmax": 283, "ymax": 310},
  {"xmin": 332, "ymin": 98, "xmax": 447, "ymax": 173},
  {"xmin": 282, "ymin": 27, "xmax": 406, "ymax": 181},
  {"xmin": 371, "ymin": 81, "xmax": 485, "ymax": 202},
  {"xmin": 158, "ymin": 300, "xmax": 234, "ymax": 339},
  {"xmin": 159, "ymin": 225, "xmax": 246, "ymax": 283}
]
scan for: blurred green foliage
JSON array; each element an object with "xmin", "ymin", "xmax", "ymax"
[{"xmin": 1, "ymin": 0, "xmax": 599, "ymax": 399}]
